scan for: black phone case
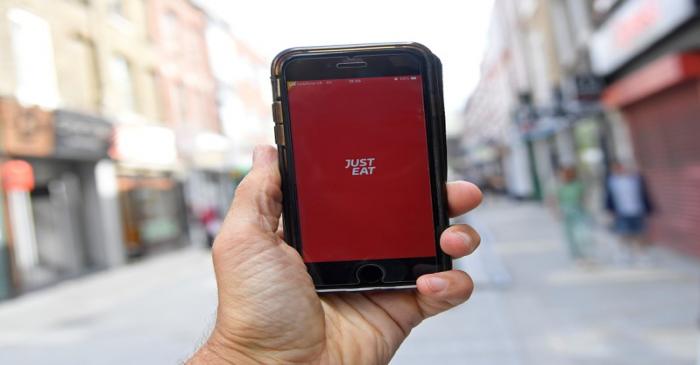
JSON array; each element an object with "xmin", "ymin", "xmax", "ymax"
[{"xmin": 270, "ymin": 43, "xmax": 450, "ymax": 292}]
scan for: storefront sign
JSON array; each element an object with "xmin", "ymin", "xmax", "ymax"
[
  {"xmin": 111, "ymin": 124, "xmax": 178, "ymax": 167},
  {"xmin": 1, "ymin": 160, "xmax": 34, "ymax": 191},
  {"xmin": 53, "ymin": 110, "xmax": 112, "ymax": 160},
  {"xmin": 0, "ymin": 98, "xmax": 54, "ymax": 157},
  {"xmin": 590, "ymin": 0, "xmax": 698, "ymax": 75},
  {"xmin": 571, "ymin": 74, "xmax": 604, "ymax": 100}
]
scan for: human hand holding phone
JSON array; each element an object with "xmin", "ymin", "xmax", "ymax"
[{"xmin": 188, "ymin": 146, "xmax": 482, "ymax": 364}]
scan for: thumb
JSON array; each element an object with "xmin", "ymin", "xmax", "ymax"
[{"xmin": 225, "ymin": 145, "xmax": 282, "ymax": 234}]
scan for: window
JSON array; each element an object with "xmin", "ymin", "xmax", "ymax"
[
  {"xmin": 64, "ymin": 36, "xmax": 100, "ymax": 111},
  {"xmin": 161, "ymin": 11, "xmax": 179, "ymax": 52},
  {"xmin": 176, "ymin": 83, "xmax": 188, "ymax": 123},
  {"xmin": 185, "ymin": 32, "xmax": 199, "ymax": 68},
  {"xmin": 169, "ymin": 82, "xmax": 188, "ymax": 124},
  {"xmin": 149, "ymin": 70, "xmax": 163, "ymax": 121},
  {"xmin": 109, "ymin": 0, "xmax": 127, "ymax": 19},
  {"xmin": 552, "ymin": 0, "xmax": 575, "ymax": 67},
  {"xmin": 8, "ymin": 8, "xmax": 60, "ymax": 108},
  {"xmin": 566, "ymin": 0, "xmax": 593, "ymax": 45},
  {"xmin": 518, "ymin": 0, "xmax": 537, "ymax": 19},
  {"xmin": 110, "ymin": 55, "xmax": 136, "ymax": 113},
  {"xmin": 527, "ymin": 31, "xmax": 551, "ymax": 104}
]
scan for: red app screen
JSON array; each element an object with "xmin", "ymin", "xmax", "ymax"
[{"xmin": 287, "ymin": 76, "xmax": 436, "ymax": 263}]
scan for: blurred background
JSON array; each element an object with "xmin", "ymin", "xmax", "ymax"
[{"xmin": 0, "ymin": 0, "xmax": 699, "ymax": 364}]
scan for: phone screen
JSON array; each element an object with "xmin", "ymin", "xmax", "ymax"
[{"xmin": 287, "ymin": 75, "xmax": 436, "ymax": 263}]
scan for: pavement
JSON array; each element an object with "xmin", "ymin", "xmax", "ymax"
[{"xmin": 1, "ymin": 198, "xmax": 699, "ymax": 364}]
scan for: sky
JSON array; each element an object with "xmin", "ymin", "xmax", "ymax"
[{"xmin": 205, "ymin": 0, "xmax": 494, "ymax": 135}]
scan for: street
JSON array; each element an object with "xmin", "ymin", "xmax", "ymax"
[{"xmin": 1, "ymin": 198, "xmax": 698, "ymax": 365}]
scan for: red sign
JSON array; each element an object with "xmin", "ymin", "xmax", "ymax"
[{"xmin": 1, "ymin": 160, "xmax": 34, "ymax": 192}]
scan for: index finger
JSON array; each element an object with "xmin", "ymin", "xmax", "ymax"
[{"xmin": 447, "ymin": 181, "xmax": 482, "ymax": 217}]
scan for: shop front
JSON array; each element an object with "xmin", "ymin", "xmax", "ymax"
[
  {"xmin": 45, "ymin": 109, "xmax": 124, "ymax": 270},
  {"xmin": 0, "ymin": 98, "xmax": 61, "ymax": 291},
  {"xmin": 603, "ymin": 52, "xmax": 700, "ymax": 256},
  {"xmin": 112, "ymin": 123, "xmax": 189, "ymax": 257},
  {"xmin": 518, "ymin": 108, "xmax": 566, "ymax": 202},
  {"xmin": 176, "ymin": 128, "xmax": 237, "ymax": 247},
  {"xmin": 0, "ymin": 99, "xmax": 121, "ymax": 293}
]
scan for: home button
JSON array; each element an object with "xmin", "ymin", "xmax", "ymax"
[{"xmin": 356, "ymin": 264, "xmax": 385, "ymax": 284}]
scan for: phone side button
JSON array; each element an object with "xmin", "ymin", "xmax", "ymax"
[
  {"xmin": 274, "ymin": 124, "xmax": 286, "ymax": 146},
  {"xmin": 271, "ymin": 101, "xmax": 283, "ymax": 124}
]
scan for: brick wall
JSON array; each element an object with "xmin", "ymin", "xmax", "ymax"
[{"xmin": 147, "ymin": 0, "xmax": 218, "ymax": 132}]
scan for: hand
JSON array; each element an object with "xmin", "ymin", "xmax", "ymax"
[{"xmin": 189, "ymin": 146, "xmax": 482, "ymax": 364}]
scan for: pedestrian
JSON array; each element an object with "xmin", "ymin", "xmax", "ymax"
[
  {"xmin": 187, "ymin": 146, "xmax": 483, "ymax": 364},
  {"xmin": 605, "ymin": 161, "xmax": 653, "ymax": 264},
  {"xmin": 199, "ymin": 206, "xmax": 221, "ymax": 248},
  {"xmin": 556, "ymin": 166, "xmax": 590, "ymax": 262}
]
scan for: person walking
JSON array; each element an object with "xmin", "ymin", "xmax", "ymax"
[
  {"xmin": 557, "ymin": 166, "xmax": 590, "ymax": 262},
  {"xmin": 605, "ymin": 162, "xmax": 654, "ymax": 264}
]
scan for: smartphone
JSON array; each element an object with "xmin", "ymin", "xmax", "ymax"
[{"xmin": 270, "ymin": 43, "xmax": 450, "ymax": 292}]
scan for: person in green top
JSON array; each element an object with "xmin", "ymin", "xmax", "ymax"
[{"xmin": 557, "ymin": 166, "xmax": 589, "ymax": 261}]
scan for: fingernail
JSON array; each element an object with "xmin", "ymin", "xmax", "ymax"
[
  {"xmin": 426, "ymin": 277, "xmax": 448, "ymax": 292},
  {"xmin": 452, "ymin": 231, "xmax": 471, "ymax": 248}
]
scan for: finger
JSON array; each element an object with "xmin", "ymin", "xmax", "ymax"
[
  {"xmin": 415, "ymin": 270, "xmax": 474, "ymax": 318},
  {"xmin": 440, "ymin": 224, "xmax": 480, "ymax": 258},
  {"xmin": 447, "ymin": 181, "xmax": 482, "ymax": 218},
  {"xmin": 224, "ymin": 145, "xmax": 282, "ymax": 234}
]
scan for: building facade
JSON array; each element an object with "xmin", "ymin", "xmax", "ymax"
[
  {"xmin": 146, "ymin": 0, "xmax": 235, "ymax": 248},
  {"xmin": 467, "ymin": 0, "xmax": 700, "ymax": 257},
  {"xmin": 0, "ymin": 0, "xmax": 252, "ymax": 298},
  {"xmin": 591, "ymin": 0, "xmax": 700, "ymax": 256},
  {"xmin": 460, "ymin": 0, "xmax": 538, "ymax": 198},
  {"xmin": 463, "ymin": 0, "xmax": 586, "ymax": 200},
  {"xmin": 0, "ymin": 0, "xmax": 130, "ymax": 293}
]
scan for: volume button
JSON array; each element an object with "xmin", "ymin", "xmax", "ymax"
[
  {"xmin": 271, "ymin": 78, "xmax": 282, "ymax": 99},
  {"xmin": 272, "ymin": 101, "xmax": 283, "ymax": 124},
  {"xmin": 274, "ymin": 124, "xmax": 286, "ymax": 146}
]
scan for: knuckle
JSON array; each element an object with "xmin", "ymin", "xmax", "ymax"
[{"xmin": 235, "ymin": 175, "xmax": 257, "ymax": 196}]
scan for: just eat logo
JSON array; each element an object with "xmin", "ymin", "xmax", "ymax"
[{"xmin": 344, "ymin": 157, "xmax": 376, "ymax": 176}]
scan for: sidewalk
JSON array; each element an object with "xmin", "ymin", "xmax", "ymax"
[
  {"xmin": 0, "ymin": 250, "xmax": 219, "ymax": 364},
  {"xmin": 0, "ymin": 198, "xmax": 698, "ymax": 364},
  {"xmin": 393, "ymin": 197, "xmax": 700, "ymax": 365}
]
